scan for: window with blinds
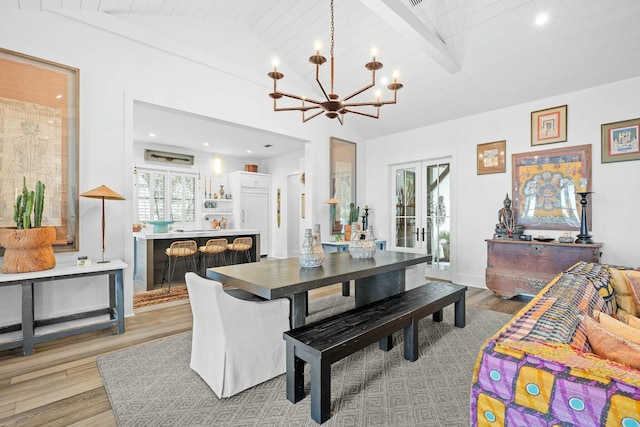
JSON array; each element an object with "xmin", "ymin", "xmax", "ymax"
[{"xmin": 136, "ymin": 169, "xmax": 196, "ymax": 224}]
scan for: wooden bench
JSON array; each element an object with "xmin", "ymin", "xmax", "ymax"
[{"xmin": 283, "ymin": 281, "xmax": 467, "ymax": 424}]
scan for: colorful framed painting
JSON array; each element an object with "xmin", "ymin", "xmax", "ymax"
[
  {"xmin": 0, "ymin": 48, "xmax": 79, "ymax": 252},
  {"xmin": 512, "ymin": 144, "xmax": 591, "ymax": 231},
  {"xmin": 477, "ymin": 140, "xmax": 506, "ymax": 175},
  {"xmin": 601, "ymin": 117, "xmax": 640, "ymax": 163},
  {"xmin": 531, "ymin": 105, "xmax": 567, "ymax": 146}
]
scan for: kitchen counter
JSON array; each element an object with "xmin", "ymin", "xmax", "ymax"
[
  {"xmin": 134, "ymin": 228, "xmax": 261, "ymax": 240},
  {"xmin": 134, "ymin": 228, "xmax": 261, "ymax": 291}
]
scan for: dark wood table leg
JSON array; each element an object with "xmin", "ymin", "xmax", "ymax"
[
  {"xmin": 355, "ymin": 269, "xmax": 405, "ymax": 307},
  {"xmin": 341, "ymin": 281, "xmax": 350, "ymax": 296},
  {"xmin": 290, "ymin": 292, "xmax": 308, "ymax": 328},
  {"xmin": 433, "ymin": 309, "xmax": 443, "ymax": 322},
  {"xmin": 454, "ymin": 293, "xmax": 466, "ymax": 328},
  {"xmin": 21, "ymin": 282, "xmax": 34, "ymax": 356},
  {"xmin": 114, "ymin": 269, "xmax": 125, "ymax": 334}
]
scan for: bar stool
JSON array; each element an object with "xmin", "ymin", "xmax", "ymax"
[
  {"xmin": 227, "ymin": 237, "xmax": 253, "ymax": 264},
  {"xmin": 199, "ymin": 238, "xmax": 228, "ymax": 274},
  {"xmin": 161, "ymin": 240, "xmax": 197, "ymax": 291}
]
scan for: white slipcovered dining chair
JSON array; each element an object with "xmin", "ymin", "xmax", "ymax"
[{"xmin": 185, "ymin": 272, "xmax": 290, "ymax": 398}]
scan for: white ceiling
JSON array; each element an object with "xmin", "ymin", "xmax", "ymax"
[
  {"xmin": 133, "ymin": 101, "xmax": 308, "ymax": 161},
  {"xmin": 5, "ymin": 0, "xmax": 640, "ymax": 159}
]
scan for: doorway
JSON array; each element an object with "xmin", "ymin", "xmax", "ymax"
[{"xmin": 390, "ymin": 158, "xmax": 452, "ymax": 282}]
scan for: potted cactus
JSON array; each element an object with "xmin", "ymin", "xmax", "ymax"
[
  {"xmin": 0, "ymin": 177, "xmax": 56, "ymax": 273},
  {"xmin": 343, "ymin": 203, "xmax": 360, "ymax": 241}
]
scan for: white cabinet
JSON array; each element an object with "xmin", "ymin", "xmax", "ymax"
[{"xmin": 230, "ymin": 172, "xmax": 271, "ymax": 256}]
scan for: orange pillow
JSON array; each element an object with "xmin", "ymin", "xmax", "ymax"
[
  {"xmin": 593, "ymin": 310, "xmax": 640, "ymax": 345},
  {"xmin": 625, "ymin": 271, "xmax": 640, "ymax": 314},
  {"xmin": 610, "ymin": 268, "xmax": 638, "ymax": 316},
  {"xmin": 583, "ymin": 315, "xmax": 640, "ymax": 370},
  {"xmin": 628, "ymin": 316, "xmax": 640, "ymax": 330}
]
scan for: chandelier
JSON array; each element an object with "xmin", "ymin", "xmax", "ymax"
[{"xmin": 267, "ymin": 0, "xmax": 403, "ymax": 124}]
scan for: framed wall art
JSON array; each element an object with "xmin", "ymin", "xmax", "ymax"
[
  {"xmin": 512, "ymin": 144, "xmax": 591, "ymax": 231},
  {"xmin": 477, "ymin": 140, "xmax": 506, "ymax": 175},
  {"xmin": 0, "ymin": 48, "xmax": 79, "ymax": 252},
  {"xmin": 601, "ymin": 117, "xmax": 640, "ymax": 163},
  {"xmin": 531, "ymin": 105, "xmax": 567, "ymax": 146}
]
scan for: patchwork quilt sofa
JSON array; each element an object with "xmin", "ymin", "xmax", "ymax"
[{"xmin": 471, "ymin": 262, "xmax": 640, "ymax": 426}]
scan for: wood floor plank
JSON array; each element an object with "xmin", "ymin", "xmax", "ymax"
[{"xmin": 0, "ymin": 285, "xmax": 525, "ymax": 426}]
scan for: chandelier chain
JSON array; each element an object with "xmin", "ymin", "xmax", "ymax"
[{"xmin": 330, "ymin": 0, "xmax": 335, "ymax": 58}]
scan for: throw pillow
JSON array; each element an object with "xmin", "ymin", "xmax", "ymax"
[
  {"xmin": 566, "ymin": 262, "xmax": 615, "ymax": 312},
  {"xmin": 610, "ymin": 268, "xmax": 638, "ymax": 316},
  {"xmin": 582, "ymin": 315, "xmax": 640, "ymax": 370},
  {"xmin": 498, "ymin": 297, "xmax": 589, "ymax": 351},
  {"xmin": 593, "ymin": 310, "xmax": 640, "ymax": 345},
  {"xmin": 617, "ymin": 311, "xmax": 640, "ymax": 330},
  {"xmin": 625, "ymin": 271, "xmax": 640, "ymax": 314}
]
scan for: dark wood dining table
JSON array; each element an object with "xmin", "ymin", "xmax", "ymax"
[{"xmin": 206, "ymin": 250, "xmax": 431, "ymax": 327}]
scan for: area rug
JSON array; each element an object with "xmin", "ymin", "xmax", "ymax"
[
  {"xmin": 98, "ymin": 294, "xmax": 513, "ymax": 426},
  {"xmin": 133, "ymin": 286, "xmax": 189, "ymax": 308}
]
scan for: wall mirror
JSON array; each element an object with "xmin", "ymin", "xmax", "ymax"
[{"xmin": 329, "ymin": 137, "xmax": 356, "ymax": 235}]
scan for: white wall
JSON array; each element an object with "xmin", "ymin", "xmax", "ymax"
[
  {"xmin": 365, "ymin": 76, "xmax": 640, "ymax": 288},
  {"xmin": 0, "ymin": 10, "xmax": 362, "ymax": 325}
]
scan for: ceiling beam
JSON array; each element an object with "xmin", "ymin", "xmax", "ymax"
[{"xmin": 360, "ymin": 0, "xmax": 459, "ymax": 74}]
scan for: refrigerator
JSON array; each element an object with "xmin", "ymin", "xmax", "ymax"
[{"xmin": 239, "ymin": 187, "xmax": 270, "ymax": 257}]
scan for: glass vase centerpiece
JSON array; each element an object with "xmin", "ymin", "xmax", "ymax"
[
  {"xmin": 348, "ymin": 225, "xmax": 376, "ymax": 259},
  {"xmin": 299, "ymin": 225, "xmax": 325, "ymax": 267}
]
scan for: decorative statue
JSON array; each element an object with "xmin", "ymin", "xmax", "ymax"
[{"xmin": 495, "ymin": 194, "xmax": 524, "ymax": 238}]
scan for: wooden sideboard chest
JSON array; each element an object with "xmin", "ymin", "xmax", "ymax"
[{"xmin": 485, "ymin": 239, "xmax": 603, "ymax": 299}]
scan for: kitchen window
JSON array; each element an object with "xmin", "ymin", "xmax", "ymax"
[{"xmin": 136, "ymin": 168, "xmax": 196, "ymax": 224}]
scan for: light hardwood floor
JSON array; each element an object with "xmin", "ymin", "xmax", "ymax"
[{"xmin": 0, "ymin": 285, "xmax": 528, "ymax": 426}]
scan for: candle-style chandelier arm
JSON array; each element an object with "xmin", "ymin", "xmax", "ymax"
[
  {"xmin": 341, "ymin": 71, "xmax": 376, "ymax": 102},
  {"xmin": 343, "ymin": 108, "xmax": 380, "ymax": 119},
  {"xmin": 314, "ymin": 64, "xmax": 332, "ymax": 103}
]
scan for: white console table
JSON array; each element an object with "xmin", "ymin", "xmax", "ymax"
[{"xmin": 0, "ymin": 260, "xmax": 127, "ymax": 356}]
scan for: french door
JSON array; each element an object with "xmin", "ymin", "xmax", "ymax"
[{"xmin": 391, "ymin": 159, "xmax": 451, "ymax": 281}]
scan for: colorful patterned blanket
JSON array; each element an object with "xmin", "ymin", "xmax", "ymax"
[{"xmin": 471, "ymin": 263, "xmax": 640, "ymax": 426}]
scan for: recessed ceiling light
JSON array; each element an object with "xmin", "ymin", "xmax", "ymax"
[
  {"xmin": 535, "ymin": 13, "xmax": 549, "ymax": 26},
  {"xmin": 149, "ymin": 133, "xmax": 156, "ymax": 137},
  {"xmin": 247, "ymin": 150, "xmax": 253, "ymax": 154},
  {"xmin": 203, "ymin": 142, "xmax": 209, "ymax": 146}
]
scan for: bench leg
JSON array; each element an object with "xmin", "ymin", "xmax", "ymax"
[
  {"xmin": 378, "ymin": 335, "xmax": 393, "ymax": 351},
  {"xmin": 310, "ymin": 358, "xmax": 332, "ymax": 424},
  {"xmin": 404, "ymin": 318, "xmax": 419, "ymax": 361},
  {"xmin": 432, "ymin": 309, "xmax": 443, "ymax": 322},
  {"xmin": 286, "ymin": 344, "xmax": 305, "ymax": 404},
  {"xmin": 454, "ymin": 295, "xmax": 466, "ymax": 328}
]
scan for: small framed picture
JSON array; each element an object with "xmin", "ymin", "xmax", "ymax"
[
  {"xmin": 531, "ymin": 105, "xmax": 567, "ymax": 146},
  {"xmin": 477, "ymin": 140, "xmax": 506, "ymax": 175},
  {"xmin": 601, "ymin": 117, "xmax": 640, "ymax": 163}
]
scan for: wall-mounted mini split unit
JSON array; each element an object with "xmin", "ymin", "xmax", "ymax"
[{"xmin": 144, "ymin": 149, "xmax": 194, "ymax": 165}]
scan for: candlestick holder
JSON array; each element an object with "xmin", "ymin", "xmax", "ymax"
[{"xmin": 575, "ymin": 191, "xmax": 593, "ymax": 244}]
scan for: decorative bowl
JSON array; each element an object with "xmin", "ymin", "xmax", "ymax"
[
  {"xmin": 348, "ymin": 240, "xmax": 376, "ymax": 259},
  {"xmin": 299, "ymin": 252, "xmax": 324, "ymax": 268},
  {"xmin": 147, "ymin": 220, "xmax": 175, "ymax": 233}
]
